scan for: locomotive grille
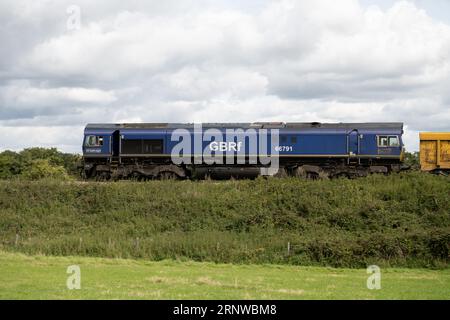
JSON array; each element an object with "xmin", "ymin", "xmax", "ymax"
[{"xmin": 121, "ymin": 139, "xmax": 163, "ymax": 154}]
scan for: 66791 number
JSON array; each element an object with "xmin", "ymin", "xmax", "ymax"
[{"xmin": 274, "ymin": 146, "xmax": 293, "ymax": 152}]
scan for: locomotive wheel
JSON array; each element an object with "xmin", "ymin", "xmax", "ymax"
[
  {"xmin": 295, "ymin": 166, "xmax": 328, "ymax": 180},
  {"xmin": 131, "ymin": 172, "xmax": 145, "ymax": 181},
  {"xmin": 95, "ymin": 172, "xmax": 111, "ymax": 181},
  {"xmin": 306, "ymin": 172, "xmax": 320, "ymax": 180},
  {"xmin": 273, "ymin": 167, "xmax": 288, "ymax": 178},
  {"xmin": 294, "ymin": 166, "xmax": 307, "ymax": 179},
  {"xmin": 158, "ymin": 171, "xmax": 180, "ymax": 180},
  {"xmin": 332, "ymin": 172, "xmax": 350, "ymax": 179}
]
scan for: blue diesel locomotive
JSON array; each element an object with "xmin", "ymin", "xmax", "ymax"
[{"xmin": 81, "ymin": 122, "xmax": 405, "ymax": 180}]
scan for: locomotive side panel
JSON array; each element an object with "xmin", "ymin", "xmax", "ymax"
[{"xmin": 81, "ymin": 122, "xmax": 405, "ymax": 180}]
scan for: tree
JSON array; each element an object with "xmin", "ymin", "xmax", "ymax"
[
  {"xmin": 404, "ymin": 152, "xmax": 420, "ymax": 169},
  {"xmin": 0, "ymin": 148, "xmax": 81, "ymax": 180},
  {"xmin": 20, "ymin": 148, "xmax": 65, "ymax": 167},
  {"xmin": 0, "ymin": 151, "xmax": 23, "ymax": 179},
  {"xmin": 20, "ymin": 159, "xmax": 69, "ymax": 180}
]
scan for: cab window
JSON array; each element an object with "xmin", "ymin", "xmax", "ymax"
[
  {"xmin": 85, "ymin": 135, "xmax": 104, "ymax": 147},
  {"xmin": 388, "ymin": 136, "xmax": 399, "ymax": 147},
  {"xmin": 378, "ymin": 135, "xmax": 399, "ymax": 147}
]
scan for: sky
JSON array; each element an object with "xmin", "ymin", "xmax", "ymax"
[{"xmin": 0, "ymin": 0, "xmax": 450, "ymax": 153}]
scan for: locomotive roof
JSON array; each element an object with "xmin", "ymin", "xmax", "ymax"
[{"xmin": 86, "ymin": 122, "xmax": 403, "ymax": 131}]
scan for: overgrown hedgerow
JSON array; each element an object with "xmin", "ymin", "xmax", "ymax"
[{"xmin": 0, "ymin": 172, "xmax": 448, "ymax": 268}]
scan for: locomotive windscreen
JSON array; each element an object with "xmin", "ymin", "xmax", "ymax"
[{"xmin": 121, "ymin": 139, "xmax": 163, "ymax": 154}]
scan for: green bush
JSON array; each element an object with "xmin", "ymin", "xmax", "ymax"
[
  {"xmin": 404, "ymin": 151, "xmax": 420, "ymax": 169},
  {"xmin": 0, "ymin": 172, "xmax": 448, "ymax": 268},
  {"xmin": 0, "ymin": 151, "xmax": 23, "ymax": 179},
  {"xmin": 20, "ymin": 159, "xmax": 69, "ymax": 180},
  {"xmin": 0, "ymin": 148, "xmax": 80, "ymax": 180}
]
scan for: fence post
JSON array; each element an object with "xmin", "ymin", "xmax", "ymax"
[
  {"xmin": 287, "ymin": 242, "xmax": 290, "ymax": 256},
  {"xmin": 15, "ymin": 234, "xmax": 19, "ymax": 247},
  {"xmin": 79, "ymin": 237, "xmax": 83, "ymax": 250}
]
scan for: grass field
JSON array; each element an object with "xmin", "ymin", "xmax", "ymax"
[
  {"xmin": 0, "ymin": 251, "xmax": 449, "ymax": 300},
  {"xmin": 1, "ymin": 173, "xmax": 449, "ymax": 299}
]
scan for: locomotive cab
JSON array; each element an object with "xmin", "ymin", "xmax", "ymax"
[
  {"xmin": 83, "ymin": 134, "xmax": 112, "ymax": 156},
  {"xmin": 82, "ymin": 125, "xmax": 119, "ymax": 178}
]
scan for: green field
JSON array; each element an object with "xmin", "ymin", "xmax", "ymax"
[
  {"xmin": 0, "ymin": 251, "xmax": 449, "ymax": 299},
  {"xmin": 1, "ymin": 172, "xmax": 449, "ymax": 299}
]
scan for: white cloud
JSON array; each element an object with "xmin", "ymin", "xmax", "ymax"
[
  {"xmin": 2, "ymin": 85, "xmax": 116, "ymax": 106},
  {"xmin": 0, "ymin": 125, "xmax": 83, "ymax": 153},
  {"xmin": 0, "ymin": 0, "xmax": 450, "ymax": 152},
  {"xmin": 0, "ymin": 83, "xmax": 117, "ymax": 120}
]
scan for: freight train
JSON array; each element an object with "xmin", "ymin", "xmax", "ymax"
[
  {"xmin": 81, "ymin": 122, "xmax": 406, "ymax": 180},
  {"xmin": 82, "ymin": 122, "xmax": 404, "ymax": 180},
  {"xmin": 419, "ymin": 132, "xmax": 450, "ymax": 175}
]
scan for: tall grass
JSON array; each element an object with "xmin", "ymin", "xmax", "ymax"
[{"xmin": 0, "ymin": 172, "xmax": 449, "ymax": 268}]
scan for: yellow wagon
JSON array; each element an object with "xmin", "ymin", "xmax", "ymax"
[{"xmin": 419, "ymin": 132, "xmax": 450, "ymax": 173}]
